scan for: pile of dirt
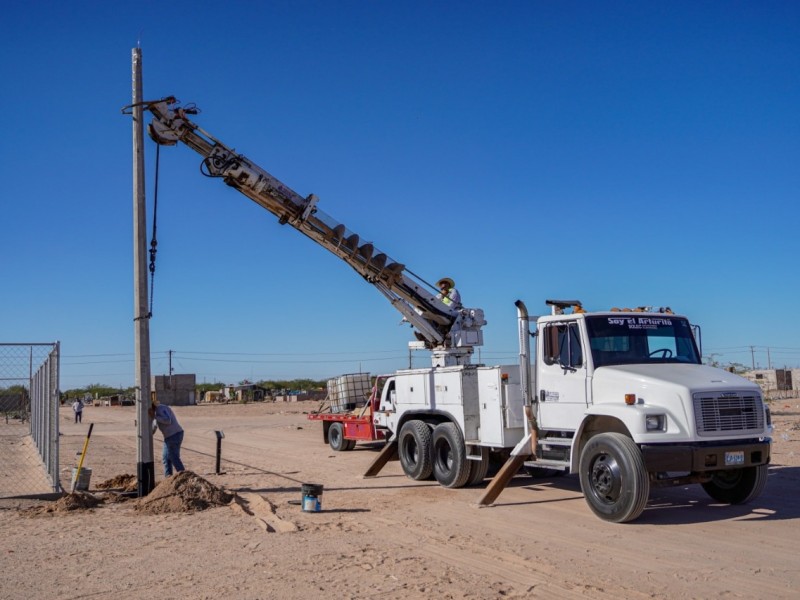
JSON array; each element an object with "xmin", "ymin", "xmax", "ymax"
[
  {"xmin": 96, "ymin": 474, "xmax": 138, "ymax": 492},
  {"xmin": 134, "ymin": 471, "xmax": 233, "ymax": 515},
  {"xmin": 19, "ymin": 491, "xmax": 103, "ymax": 517}
]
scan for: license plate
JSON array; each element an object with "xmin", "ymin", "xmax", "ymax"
[{"xmin": 725, "ymin": 451, "xmax": 745, "ymax": 466}]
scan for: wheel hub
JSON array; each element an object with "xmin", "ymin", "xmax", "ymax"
[{"xmin": 590, "ymin": 454, "xmax": 622, "ymax": 501}]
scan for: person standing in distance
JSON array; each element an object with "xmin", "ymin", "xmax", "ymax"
[
  {"xmin": 72, "ymin": 398, "xmax": 84, "ymax": 424},
  {"xmin": 149, "ymin": 400, "xmax": 185, "ymax": 477},
  {"xmin": 436, "ymin": 277, "xmax": 462, "ymax": 308}
]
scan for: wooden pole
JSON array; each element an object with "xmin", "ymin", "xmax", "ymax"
[
  {"xmin": 363, "ymin": 440, "xmax": 398, "ymax": 478},
  {"xmin": 132, "ymin": 46, "xmax": 155, "ymax": 496}
]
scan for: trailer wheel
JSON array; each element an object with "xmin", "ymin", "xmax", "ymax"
[
  {"xmin": 398, "ymin": 420, "xmax": 433, "ymax": 480},
  {"xmin": 432, "ymin": 423, "xmax": 471, "ymax": 488},
  {"xmin": 328, "ymin": 422, "xmax": 349, "ymax": 452},
  {"xmin": 702, "ymin": 465, "xmax": 768, "ymax": 504},
  {"xmin": 579, "ymin": 433, "xmax": 649, "ymax": 523},
  {"xmin": 466, "ymin": 447, "xmax": 490, "ymax": 486}
]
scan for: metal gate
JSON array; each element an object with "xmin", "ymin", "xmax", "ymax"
[
  {"xmin": 0, "ymin": 342, "xmax": 60, "ymax": 497},
  {"xmin": 777, "ymin": 369, "xmax": 793, "ymax": 392}
]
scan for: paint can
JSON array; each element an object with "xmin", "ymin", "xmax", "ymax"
[
  {"xmin": 301, "ymin": 483, "xmax": 323, "ymax": 512},
  {"xmin": 71, "ymin": 467, "xmax": 92, "ymax": 492}
]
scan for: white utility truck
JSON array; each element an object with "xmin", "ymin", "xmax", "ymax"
[{"xmin": 138, "ymin": 97, "xmax": 772, "ymax": 522}]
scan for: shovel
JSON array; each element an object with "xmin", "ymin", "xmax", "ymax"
[{"xmin": 71, "ymin": 423, "xmax": 94, "ymax": 493}]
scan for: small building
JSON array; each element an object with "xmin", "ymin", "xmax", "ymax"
[
  {"xmin": 202, "ymin": 390, "xmax": 226, "ymax": 403},
  {"xmin": 99, "ymin": 395, "xmax": 120, "ymax": 406},
  {"xmin": 742, "ymin": 368, "xmax": 800, "ymax": 399},
  {"xmin": 273, "ymin": 390, "xmax": 327, "ymax": 403},
  {"xmin": 152, "ymin": 374, "xmax": 197, "ymax": 406},
  {"xmin": 228, "ymin": 383, "xmax": 270, "ymax": 403}
]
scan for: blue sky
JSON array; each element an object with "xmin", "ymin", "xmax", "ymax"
[{"xmin": 2, "ymin": 1, "xmax": 798, "ymax": 389}]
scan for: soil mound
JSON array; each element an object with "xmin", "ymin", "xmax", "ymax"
[
  {"xmin": 134, "ymin": 471, "xmax": 233, "ymax": 515},
  {"xmin": 97, "ymin": 474, "xmax": 138, "ymax": 492},
  {"xmin": 20, "ymin": 491, "xmax": 103, "ymax": 517}
]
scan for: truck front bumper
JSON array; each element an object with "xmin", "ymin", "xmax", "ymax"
[{"xmin": 640, "ymin": 439, "xmax": 771, "ymax": 473}]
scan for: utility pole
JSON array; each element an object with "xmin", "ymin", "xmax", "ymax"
[
  {"xmin": 750, "ymin": 346, "xmax": 756, "ymax": 371},
  {"xmin": 131, "ymin": 46, "xmax": 155, "ymax": 496},
  {"xmin": 767, "ymin": 347, "xmax": 772, "ymax": 370}
]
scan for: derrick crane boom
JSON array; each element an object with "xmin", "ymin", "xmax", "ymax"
[{"xmin": 144, "ymin": 97, "xmax": 485, "ymax": 365}]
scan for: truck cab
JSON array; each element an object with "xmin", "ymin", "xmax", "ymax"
[{"xmin": 529, "ymin": 304, "xmax": 772, "ymax": 522}]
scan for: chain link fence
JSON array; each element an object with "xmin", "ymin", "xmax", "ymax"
[{"xmin": 0, "ymin": 342, "xmax": 60, "ymax": 497}]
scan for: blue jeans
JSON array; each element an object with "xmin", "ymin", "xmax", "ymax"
[{"xmin": 162, "ymin": 430, "xmax": 185, "ymax": 477}]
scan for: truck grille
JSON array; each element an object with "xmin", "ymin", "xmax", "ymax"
[{"xmin": 693, "ymin": 392, "xmax": 764, "ymax": 437}]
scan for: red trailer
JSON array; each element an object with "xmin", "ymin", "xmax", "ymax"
[{"xmin": 307, "ymin": 380, "xmax": 388, "ymax": 451}]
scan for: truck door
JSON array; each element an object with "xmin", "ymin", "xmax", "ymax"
[{"xmin": 536, "ymin": 320, "xmax": 589, "ymax": 430}]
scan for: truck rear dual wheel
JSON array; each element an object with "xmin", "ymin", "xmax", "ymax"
[
  {"xmin": 328, "ymin": 422, "xmax": 355, "ymax": 452},
  {"xmin": 466, "ymin": 446, "xmax": 490, "ymax": 486},
  {"xmin": 702, "ymin": 465, "xmax": 768, "ymax": 504},
  {"xmin": 579, "ymin": 433, "xmax": 650, "ymax": 523},
  {"xmin": 398, "ymin": 420, "xmax": 433, "ymax": 480},
  {"xmin": 432, "ymin": 423, "xmax": 471, "ymax": 489}
]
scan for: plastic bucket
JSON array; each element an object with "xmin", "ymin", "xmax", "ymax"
[
  {"xmin": 301, "ymin": 483, "xmax": 323, "ymax": 512},
  {"xmin": 71, "ymin": 467, "xmax": 92, "ymax": 491}
]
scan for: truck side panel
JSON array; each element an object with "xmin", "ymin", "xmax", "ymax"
[{"xmin": 476, "ymin": 366, "xmax": 525, "ymax": 447}]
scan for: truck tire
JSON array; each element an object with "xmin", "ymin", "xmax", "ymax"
[
  {"xmin": 579, "ymin": 433, "xmax": 649, "ymax": 523},
  {"xmin": 466, "ymin": 446, "xmax": 490, "ymax": 486},
  {"xmin": 432, "ymin": 422, "xmax": 471, "ymax": 489},
  {"xmin": 328, "ymin": 422, "xmax": 350, "ymax": 452},
  {"xmin": 344, "ymin": 438, "xmax": 357, "ymax": 451},
  {"xmin": 702, "ymin": 465, "xmax": 768, "ymax": 504},
  {"xmin": 398, "ymin": 420, "xmax": 433, "ymax": 480}
]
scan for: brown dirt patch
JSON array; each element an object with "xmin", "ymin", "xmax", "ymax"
[
  {"xmin": 96, "ymin": 473, "xmax": 138, "ymax": 492},
  {"xmin": 19, "ymin": 491, "xmax": 103, "ymax": 517},
  {"xmin": 133, "ymin": 470, "xmax": 233, "ymax": 515}
]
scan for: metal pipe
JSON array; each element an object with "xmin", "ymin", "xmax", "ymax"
[
  {"xmin": 514, "ymin": 300, "xmax": 533, "ymax": 406},
  {"xmin": 215, "ymin": 430, "xmax": 225, "ymax": 474}
]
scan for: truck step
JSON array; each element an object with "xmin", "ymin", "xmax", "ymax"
[
  {"xmin": 538, "ymin": 438, "xmax": 573, "ymax": 447},
  {"xmin": 523, "ymin": 458, "xmax": 570, "ymax": 470}
]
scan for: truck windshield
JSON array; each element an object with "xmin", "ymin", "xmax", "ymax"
[{"xmin": 585, "ymin": 315, "xmax": 701, "ymax": 367}]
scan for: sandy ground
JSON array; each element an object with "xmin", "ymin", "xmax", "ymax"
[{"xmin": 1, "ymin": 400, "xmax": 799, "ymax": 599}]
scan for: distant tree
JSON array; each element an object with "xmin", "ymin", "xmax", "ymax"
[
  {"xmin": 63, "ymin": 383, "xmax": 133, "ymax": 400},
  {"xmin": 256, "ymin": 379, "xmax": 326, "ymax": 391},
  {"xmin": 2, "ymin": 385, "xmax": 28, "ymax": 394}
]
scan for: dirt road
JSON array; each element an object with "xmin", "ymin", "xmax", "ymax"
[{"xmin": 1, "ymin": 401, "xmax": 798, "ymax": 599}]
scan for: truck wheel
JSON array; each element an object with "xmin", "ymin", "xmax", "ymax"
[
  {"xmin": 432, "ymin": 423, "xmax": 471, "ymax": 488},
  {"xmin": 328, "ymin": 422, "xmax": 348, "ymax": 452},
  {"xmin": 398, "ymin": 420, "xmax": 433, "ymax": 480},
  {"xmin": 344, "ymin": 438, "xmax": 357, "ymax": 451},
  {"xmin": 702, "ymin": 465, "xmax": 768, "ymax": 504},
  {"xmin": 579, "ymin": 433, "xmax": 649, "ymax": 523},
  {"xmin": 466, "ymin": 447, "xmax": 490, "ymax": 486}
]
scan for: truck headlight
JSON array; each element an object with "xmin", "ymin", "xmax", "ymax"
[{"xmin": 645, "ymin": 415, "xmax": 665, "ymax": 431}]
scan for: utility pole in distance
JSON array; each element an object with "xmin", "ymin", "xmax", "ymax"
[{"xmin": 131, "ymin": 46, "xmax": 155, "ymax": 496}]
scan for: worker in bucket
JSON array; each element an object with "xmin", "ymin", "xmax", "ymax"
[
  {"xmin": 436, "ymin": 277, "xmax": 462, "ymax": 308},
  {"xmin": 149, "ymin": 400, "xmax": 185, "ymax": 477}
]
